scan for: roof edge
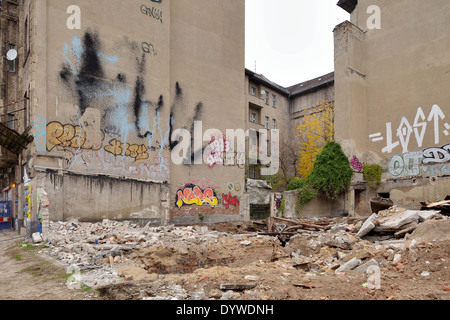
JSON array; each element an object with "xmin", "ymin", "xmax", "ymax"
[{"xmin": 337, "ymin": 0, "xmax": 358, "ymax": 14}]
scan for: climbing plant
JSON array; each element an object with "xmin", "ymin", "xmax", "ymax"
[
  {"xmin": 363, "ymin": 163, "xmax": 382, "ymax": 189},
  {"xmin": 287, "ymin": 141, "xmax": 353, "ymax": 208}
]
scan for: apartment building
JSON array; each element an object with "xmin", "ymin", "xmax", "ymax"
[
  {"xmin": 0, "ymin": 0, "xmax": 22, "ymax": 230},
  {"xmin": 245, "ymin": 69, "xmax": 334, "ymax": 181},
  {"xmin": 335, "ymin": 0, "xmax": 450, "ymax": 210}
]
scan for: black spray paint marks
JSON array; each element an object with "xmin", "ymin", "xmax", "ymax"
[
  {"xmin": 175, "ymin": 81, "xmax": 183, "ymax": 97},
  {"xmin": 155, "ymin": 95, "xmax": 164, "ymax": 115},
  {"xmin": 59, "ymin": 30, "xmax": 105, "ymax": 117},
  {"xmin": 77, "ymin": 31, "xmax": 105, "ymax": 116},
  {"xmin": 169, "ymin": 82, "xmax": 184, "ymax": 151},
  {"xmin": 133, "ymin": 54, "xmax": 153, "ymax": 139},
  {"xmin": 189, "ymin": 102, "xmax": 205, "ymax": 164}
]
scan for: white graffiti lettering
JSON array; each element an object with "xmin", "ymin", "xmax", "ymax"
[
  {"xmin": 422, "ymin": 144, "xmax": 450, "ymax": 164},
  {"xmin": 371, "ymin": 105, "xmax": 449, "ymax": 154},
  {"xmin": 388, "ymin": 145, "xmax": 450, "ymax": 177}
]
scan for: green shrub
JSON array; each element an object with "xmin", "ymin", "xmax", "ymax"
[
  {"xmin": 286, "ymin": 177, "xmax": 306, "ymax": 191},
  {"xmin": 363, "ymin": 163, "xmax": 382, "ymax": 189},
  {"xmin": 286, "ymin": 142, "xmax": 353, "ymax": 209},
  {"xmin": 308, "ymin": 141, "xmax": 353, "ymax": 199}
]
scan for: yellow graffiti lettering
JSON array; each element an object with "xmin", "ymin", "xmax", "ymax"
[
  {"xmin": 104, "ymin": 139, "xmax": 123, "ymax": 156},
  {"xmin": 46, "ymin": 121, "xmax": 103, "ymax": 152},
  {"xmin": 105, "ymin": 139, "xmax": 150, "ymax": 162},
  {"xmin": 175, "ymin": 186, "xmax": 219, "ymax": 209}
]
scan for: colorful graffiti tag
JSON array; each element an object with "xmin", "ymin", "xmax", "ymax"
[{"xmin": 175, "ymin": 184, "xmax": 219, "ymax": 209}]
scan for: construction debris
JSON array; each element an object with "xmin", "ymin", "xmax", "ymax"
[
  {"xmin": 420, "ymin": 196, "xmax": 450, "ymax": 215},
  {"xmin": 355, "ymin": 206, "xmax": 446, "ymax": 241},
  {"xmin": 27, "ymin": 205, "xmax": 449, "ymax": 300}
]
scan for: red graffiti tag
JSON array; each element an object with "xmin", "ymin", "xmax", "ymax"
[{"xmin": 222, "ymin": 192, "xmax": 240, "ymax": 209}]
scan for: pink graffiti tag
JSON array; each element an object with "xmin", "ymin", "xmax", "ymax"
[
  {"xmin": 350, "ymin": 156, "xmax": 363, "ymax": 172},
  {"xmin": 222, "ymin": 192, "xmax": 240, "ymax": 209},
  {"xmin": 206, "ymin": 137, "xmax": 231, "ymax": 168}
]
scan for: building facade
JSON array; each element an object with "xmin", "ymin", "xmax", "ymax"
[
  {"xmin": 0, "ymin": 0, "xmax": 248, "ymax": 234},
  {"xmin": 0, "ymin": 0, "xmax": 20, "ymax": 229},
  {"xmin": 334, "ymin": 0, "xmax": 450, "ymax": 210}
]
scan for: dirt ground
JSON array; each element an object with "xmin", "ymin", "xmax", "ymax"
[
  {"xmin": 0, "ymin": 220, "xmax": 449, "ymax": 301},
  {"xmin": 0, "ymin": 230, "xmax": 93, "ymax": 300}
]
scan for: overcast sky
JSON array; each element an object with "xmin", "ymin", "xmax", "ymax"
[{"xmin": 245, "ymin": 0, "xmax": 350, "ymax": 88}]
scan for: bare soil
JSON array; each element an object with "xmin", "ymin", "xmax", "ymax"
[{"xmin": 0, "ymin": 231, "xmax": 94, "ymax": 300}]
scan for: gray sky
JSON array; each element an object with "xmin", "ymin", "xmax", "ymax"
[{"xmin": 245, "ymin": 0, "xmax": 350, "ymax": 88}]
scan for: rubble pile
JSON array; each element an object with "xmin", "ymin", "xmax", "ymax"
[
  {"xmin": 29, "ymin": 205, "xmax": 449, "ymax": 300},
  {"xmin": 42, "ymin": 219, "xmax": 232, "ymax": 268},
  {"xmin": 356, "ymin": 206, "xmax": 445, "ymax": 240}
]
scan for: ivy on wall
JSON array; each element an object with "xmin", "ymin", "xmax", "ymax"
[
  {"xmin": 363, "ymin": 163, "xmax": 382, "ymax": 189},
  {"xmin": 287, "ymin": 141, "xmax": 353, "ymax": 208}
]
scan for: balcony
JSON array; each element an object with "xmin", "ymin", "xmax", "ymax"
[
  {"xmin": 0, "ymin": 123, "xmax": 34, "ymax": 156},
  {"xmin": 248, "ymin": 94, "xmax": 268, "ymax": 109}
]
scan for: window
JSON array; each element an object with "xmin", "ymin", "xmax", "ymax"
[
  {"xmin": 8, "ymin": 45, "xmax": 15, "ymax": 73},
  {"xmin": 7, "ymin": 114, "xmax": 14, "ymax": 130},
  {"xmin": 272, "ymin": 94, "xmax": 276, "ymax": 107},
  {"xmin": 250, "ymin": 87, "xmax": 256, "ymax": 96},
  {"xmin": 265, "ymin": 116, "xmax": 269, "ymax": 129},
  {"xmin": 24, "ymin": 15, "xmax": 30, "ymax": 59},
  {"xmin": 251, "ymin": 113, "xmax": 256, "ymax": 123},
  {"xmin": 265, "ymin": 91, "xmax": 269, "ymax": 104},
  {"xmin": 272, "ymin": 119, "xmax": 277, "ymax": 130},
  {"xmin": 249, "ymin": 166, "xmax": 257, "ymax": 179}
]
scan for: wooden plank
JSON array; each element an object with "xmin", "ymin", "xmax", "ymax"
[{"xmin": 219, "ymin": 283, "xmax": 256, "ymax": 291}]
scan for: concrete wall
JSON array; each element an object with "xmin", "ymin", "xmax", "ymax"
[
  {"xmin": 15, "ymin": 0, "xmax": 246, "ymax": 230},
  {"xmin": 283, "ymin": 190, "xmax": 347, "ymax": 219},
  {"xmin": 168, "ymin": 0, "xmax": 246, "ymax": 224},
  {"xmin": 334, "ymin": 0, "xmax": 450, "ymax": 208}
]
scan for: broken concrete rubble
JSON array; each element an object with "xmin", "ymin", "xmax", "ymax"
[
  {"xmin": 356, "ymin": 206, "xmax": 445, "ymax": 241},
  {"xmin": 29, "ymin": 209, "xmax": 449, "ymax": 300}
]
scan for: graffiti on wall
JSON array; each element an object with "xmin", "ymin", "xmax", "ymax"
[
  {"xmin": 175, "ymin": 184, "xmax": 219, "ymax": 209},
  {"xmin": 140, "ymin": 3, "xmax": 163, "ymax": 23},
  {"xmin": 46, "ymin": 121, "xmax": 104, "ymax": 152},
  {"xmin": 53, "ymin": 29, "xmax": 205, "ymax": 180},
  {"xmin": 24, "ymin": 184, "xmax": 31, "ymax": 219},
  {"xmin": 350, "ymin": 156, "xmax": 363, "ymax": 172},
  {"xmin": 33, "ymin": 116, "xmax": 47, "ymax": 152},
  {"xmin": 222, "ymin": 192, "xmax": 240, "ymax": 209},
  {"xmin": 51, "ymin": 31, "xmax": 168, "ymax": 179},
  {"xmin": 274, "ymin": 193, "xmax": 283, "ymax": 211},
  {"xmin": 369, "ymin": 105, "xmax": 449, "ymax": 154},
  {"xmin": 206, "ymin": 136, "xmax": 231, "ymax": 168},
  {"xmin": 141, "ymin": 42, "xmax": 157, "ymax": 56},
  {"xmin": 388, "ymin": 144, "xmax": 450, "ymax": 177},
  {"xmin": 104, "ymin": 138, "xmax": 150, "ymax": 162}
]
